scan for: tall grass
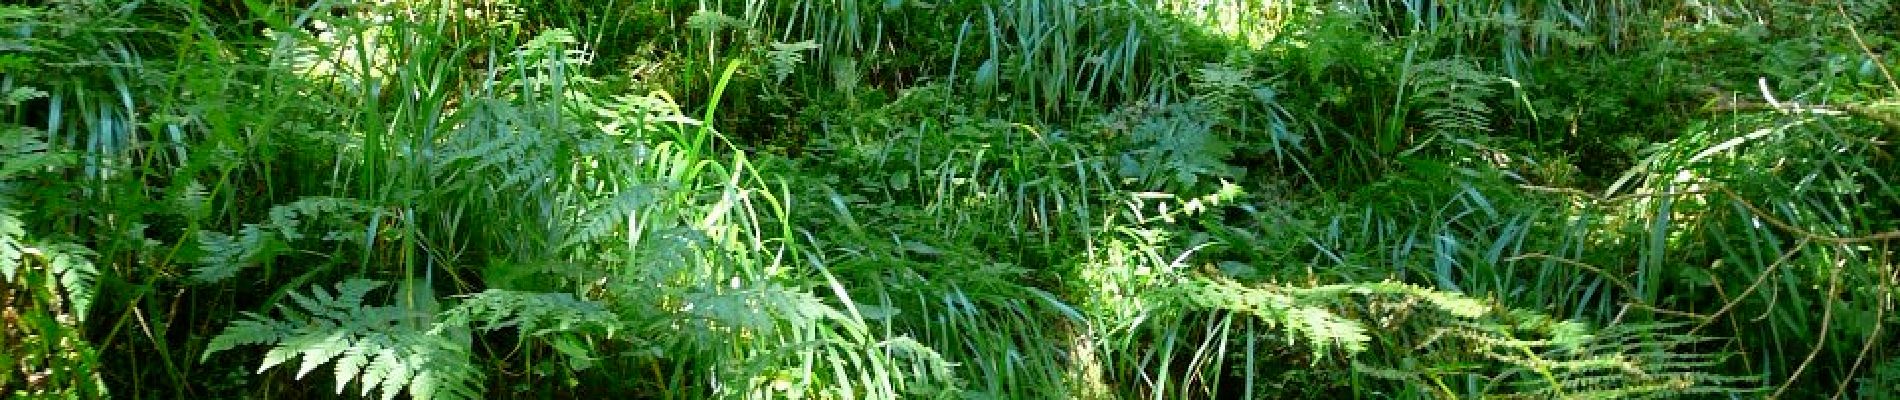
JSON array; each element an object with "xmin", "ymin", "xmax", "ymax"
[{"xmin": 3, "ymin": 0, "xmax": 1896, "ymax": 398}]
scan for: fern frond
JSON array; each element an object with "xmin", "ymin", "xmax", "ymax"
[
  {"xmin": 0, "ymin": 208, "xmax": 99, "ymax": 322},
  {"xmin": 1, "ymin": 207, "xmax": 23, "ymax": 282},
  {"xmin": 432, "ymin": 290, "xmax": 623, "ymax": 372},
  {"xmin": 0, "ymin": 85, "xmax": 48, "ymax": 106},
  {"xmin": 192, "ymin": 226, "xmax": 271, "ymax": 282},
  {"xmin": 559, "ymin": 187, "xmax": 660, "ymax": 251},
  {"xmin": 437, "ymin": 290, "xmax": 619, "ymax": 338},
  {"xmin": 267, "ymin": 196, "xmax": 374, "ymax": 242},
  {"xmin": 1173, "ymin": 274, "xmax": 1755, "ymax": 396},
  {"xmin": 685, "ymin": 9, "xmax": 743, "ymax": 34},
  {"xmin": 1373, "ymin": 312, "xmax": 1759, "ymax": 398},
  {"xmin": 192, "ymin": 197, "xmax": 374, "ymax": 283},
  {"xmin": 1173, "ymin": 277, "xmax": 1406, "ymax": 358},
  {"xmin": 683, "ymin": 282, "xmax": 839, "ymax": 335},
  {"xmin": 766, "ymin": 40, "xmax": 821, "ymax": 84},
  {"xmin": 1192, "ymin": 62, "xmax": 1255, "ymax": 114},
  {"xmin": 1117, "ymin": 102, "xmax": 1238, "ymax": 188},
  {"xmin": 1501, "ymin": 322, "xmax": 1759, "ymax": 398},
  {"xmin": 204, "ymin": 279, "xmax": 482, "ymax": 400},
  {"xmin": 43, "ymin": 243, "xmax": 98, "ymax": 321},
  {"xmin": 1407, "ymin": 57, "xmax": 1498, "ymax": 137},
  {"xmin": 173, "ymin": 180, "xmax": 212, "ymax": 221},
  {"xmin": 1, "ymin": 124, "xmax": 75, "ymax": 180}
]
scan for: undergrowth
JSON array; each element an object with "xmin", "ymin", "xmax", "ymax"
[{"xmin": 2, "ymin": 0, "xmax": 1896, "ymax": 398}]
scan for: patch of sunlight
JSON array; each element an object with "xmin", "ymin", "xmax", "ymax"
[
  {"xmin": 270, "ymin": 0, "xmax": 524, "ymax": 90},
  {"xmin": 1152, "ymin": 0, "xmax": 1290, "ymax": 48}
]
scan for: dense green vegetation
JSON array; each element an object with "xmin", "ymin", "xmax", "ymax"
[{"xmin": 4, "ymin": 0, "xmax": 1898, "ymax": 398}]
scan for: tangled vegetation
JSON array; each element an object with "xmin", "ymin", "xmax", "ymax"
[{"xmin": 3, "ymin": 0, "xmax": 1898, "ymax": 398}]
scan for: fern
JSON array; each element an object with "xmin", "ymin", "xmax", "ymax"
[
  {"xmin": 0, "ymin": 125, "xmax": 96, "ymax": 321},
  {"xmin": 1191, "ymin": 62, "xmax": 1256, "ymax": 114},
  {"xmin": 204, "ymin": 279, "xmax": 481, "ymax": 400},
  {"xmin": 1406, "ymin": 57, "xmax": 1498, "ymax": 139},
  {"xmin": 1, "ymin": 85, "xmax": 47, "ymax": 105},
  {"xmin": 585, "ymin": 91, "xmax": 702, "ymax": 138},
  {"xmin": 435, "ymin": 102, "xmax": 545, "ymax": 190},
  {"xmin": 1370, "ymin": 312, "xmax": 1757, "ymax": 398},
  {"xmin": 1114, "ymin": 102, "xmax": 1238, "ymax": 188},
  {"xmin": 765, "ymin": 40, "xmax": 821, "ymax": 84},
  {"xmin": 437, "ymin": 290, "xmax": 618, "ymax": 338},
  {"xmin": 0, "ymin": 211, "xmax": 105, "ymax": 397},
  {"xmin": 191, "ymin": 197, "xmax": 373, "ymax": 283},
  {"xmin": 685, "ymin": 9, "xmax": 743, "ymax": 34},
  {"xmin": 192, "ymin": 226, "xmax": 272, "ymax": 282},
  {"xmin": 1174, "ymin": 277, "xmax": 1489, "ymax": 360},
  {"xmin": 268, "ymin": 197, "xmax": 376, "ymax": 242},
  {"xmin": 39, "ymin": 243, "xmax": 98, "ymax": 321},
  {"xmin": 0, "ymin": 207, "xmax": 21, "ymax": 282},
  {"xmin": 1508, "ymin": 322, "xmax": 1755, "ymax": 398},
  {"xmin": 681, "ymin": 282, "xmax": 839, "ymax": 335},
  {"xmin": 558, "ymin": 186, "xmax": 660, "ymax": 251},
  {"xmin": 513, "ymin": 28, "xmax": 590, "ymax": 72},
  {"xmin": 1862, "ymin": 356, "xmax": 1900, "ymax": 398},
  {"xmin": 0, "ymin": 222, "xmax": 99, "ymax": 322},
  {"xmin": 1, "ymin": 124, "xmax": 74, "ymax": 182},
  {"xmin": 173, "ymin": 180, "xmax": 212, "ymax": 222},
  {"xmin": 435, "ymin": 290, "xmax": 621, "ymax": 371},
  {"xmin": 1170, "ymin": 274, "xmax": 1756, "ymax": 397}
]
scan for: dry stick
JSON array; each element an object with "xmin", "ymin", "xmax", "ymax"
[
  {"xmin": 1690, "ymin": 237, "xmax": 1810, "ymax": 335},
  {"xmin": 1522, "ymin": 178, "xmax": 1900, "ymax": 354},
  {"xmin": 1835, "ymin": 0, "xmax": 1900, "ymax": 98},
  {"xmin": 1773, "ymin": 256, "xmax": 1845, "ymax": 399},
  {"xmin": 1500, "ymin": 252, "xmax": 1712, "ymax": 321},
  {"xmin": 1693, "ymin": 85, "xmax": 1899, "ymax": 158},
  {"xmin": 1706, "ymin": 271, "xmax": 1758, "ymax": 372},
  {"xmin": 1718, "ymin": 186, "xmax": 1900, "ymax": 245},
  {"xmin": 1518, "ymin": 185, "xmax": 1719, "ymax": 204},
  {"xmin": 1699, "ymin": 97, "xmax": 1900, "ymax": 140},
  {"xmin": 1626, "ymin": 301, "xmax": 1714, "ymax": 321},
  {"xmin": 1519, "ymin": 182, "xmax": 1900, "ymax": 332},
  {"xmin": 1503, "ymin": 253, "xmax": 1641, "ymax": 303},
  {"xmin": 1833, "ymin": 263, "xmax": 1891, "ymax": 400},
  {"xmin": 1755, "ymin": 273, "xmax": 1785, "ymax": 324}
]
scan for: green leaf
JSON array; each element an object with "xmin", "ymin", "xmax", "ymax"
[
  {"xmin": 0, "ymin": 209, "xmax": 23, "ymax": 282},
  {"xmin": 46, "ymin": 244, "xmax": 98, "ymax": 321},
  {"xmin": 766, "ymin": 40, "xmax": 821, "ymax": 83}
]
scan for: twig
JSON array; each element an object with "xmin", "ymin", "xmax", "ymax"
[
  {"xmin": 1691, "ymin": 238, "xmax": 1810, "ymax": 335},
  {"xmin": 1503, "ymin": 253, "xmax": 1641, "ymax": 303},
  {"xmin": 1701, "ymin": 97, "xmax": 1900, "ymax": 137},
  {"xmin": 1834, "ymin": 0, "xmax": 1900, "ymax": 98},
  {"xmin": 1772, "ymin": 256, "xmax": 1843, "ymax": 399},
  {"xmin": 1718, "ymin": 186, "xmax": 1900, "ymax": 245},
  {"xmin": 1833, "ymin": 259, "xmax": 1890, "ymax": 400}
]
